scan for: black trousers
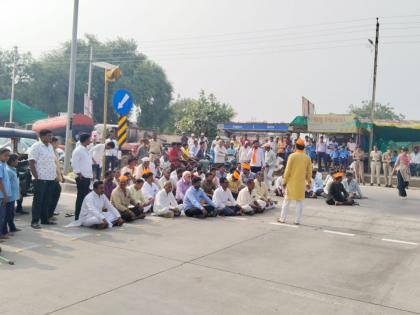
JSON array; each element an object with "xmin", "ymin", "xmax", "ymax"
[
  {"xmin": 120, "ymin": 206, "xmax": 144, "ymax": 222},
  {"xmin": 219, "ymin": 205, "xmax": 241, "ymax": 216},
  {"xmin": 251, "ymin": 166, "xmax": 262, "ymax": 173},
  {"xmin": 49, "ymin": 181, "xmax": 61, "ymax": 218},
  {"xmin": 397, "ymin": 171, "xmax": 408, "ymax": 197},
  {"xmin": 75, "ymin": 177, "xmax": 91, "ymax": 220},
  {"xmin": 185, "ymin": 205, "xmax": 216, "ymax": 217},
  {"xmin": 31, "ymin": 179, "xmax": 55, "ymax": 224}
]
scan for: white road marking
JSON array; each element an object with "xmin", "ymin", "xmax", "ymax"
[
  {"xmin": 381, "ymin": 238, "xmax": 418, "ymax": 246},
  {"xmin": 1, "ymin": 243, "xmax": 40, "ymax": 253},
  {"xmin": 269, "ymin": 222, "xmax": 299, "ymax": 228},
  {"xmin": 323, "ymin": 230, "xmax": 355, "ymax": 237},
  {"xmin": 225, "ymin": 217, "xmax": 248, "ymax": 221}
]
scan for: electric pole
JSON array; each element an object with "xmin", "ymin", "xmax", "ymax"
[
  {"xmin": 9, "ymin": 46, "xmax": 18, "ymax": 123},
  {"xmin": 87, "ymin": 46, "xmax": 93, "ymax": 101},
  {"xmin": 63, "ymin": 0, "xmax": 79, "ymax": 174},
  {"xmin": 369, "ymin": 18, "xmax": 379, "ymax": 152}
]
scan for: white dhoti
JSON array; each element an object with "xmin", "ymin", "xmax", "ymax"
[
  {"xmin": 81, "ymin": 210, "xmax": 120, "ymax": 228},
  {"xmin": 279, "ymin": 199, "xmax": 303, "ymax": 224},
  {"xmin": 155, "ymin": 204, "xmax": 184, "ymax": 216},
  {"xmin": 242, "ymin": 200, "xmax": 267, "ymax": 213},
  {"xmin": 264, "ymin": 167, "xmax": 275, "ymax": 189}
]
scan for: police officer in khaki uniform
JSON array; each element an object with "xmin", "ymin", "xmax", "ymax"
[
  {"xmin": 352, "ymin": 147, "xmax": 365, "ymax": 185},
  {"xmin": 149, "ymin": 133, "xmax": 162, "ymax": 161},
  {"xmin": 382, "ymin": 148, "xmax": 393, "ymax": 187},
  {"xmin": 370, "ymin": 145, "xmax": 382, "ymax": 186}
]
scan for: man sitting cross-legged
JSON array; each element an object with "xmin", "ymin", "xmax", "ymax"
[
  {"xmin": 254, "ymin": 171, "xmax": 276, "ymax": 209},
  {"xmin": 68, "ymin": 181, "xmax": 123, "ymax": 229},
  {"xmin": 111, "ymin": 175, "xmax": 146, "ymax": 222},
  {"xmin": 154, "ymin": 181, "xmax": 183, "ymax": 218},
  {"xmin": 212, "ymin": 177, "xmax": 243, "ymax": 216},
  {"xmin": 326, "ymin": 172, "xmax": 358, "ymax": 206},
  {"xmin": 183, "ymin": 177, "xmax": 218, "ymax": 218},
  {"xmin": 237, "ymin": 179, "xmax": 266, "ymax": 215}
]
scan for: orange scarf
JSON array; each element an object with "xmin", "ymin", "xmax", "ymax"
[{"xmin": 251, "ymin": 149, "xmax": 257, "ymax": 164}]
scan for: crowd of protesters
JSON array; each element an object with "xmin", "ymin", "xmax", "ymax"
[{"xmin": 0, "ymin": 129, "xmax": 418, "ymax": 245}]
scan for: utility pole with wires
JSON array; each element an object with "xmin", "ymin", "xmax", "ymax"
[
  {"xmin": 9, "ymin": 46, "xmax": 18, "ymax": 123},
  {"xmin": 369, "ymin": 17, "xmax": 379, "ymax": 152}
]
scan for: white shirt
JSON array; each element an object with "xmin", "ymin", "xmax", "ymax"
[
  {"xmin": 141, "ymin": 181, "xmax": 160, "ymax": 199},
  {"xmin": 275, "ymin": 176, "xmax": 284, "ymax": 189},
  {"xmin": 410, "ymin": 152, "xmax": 420, "ymax": 164},
  {"xmin": 312, "ymin": 175, "xmax": 324, "ymax": 192},
  {"xmin": 238, "ymin": 146, "xmax": 251, "ymax": 163},
  {"xmin": 247, "ymin": 148, "xmax": 265, "ymax": 167},
  {"xmin": 28, "ymin": 141, "xmax": 57, "ymax": 180},
  {"xmin": 264, "ymin": 150, "xmax": 276, "ymax": 167},
  {"xmin": 80, "ymin": 191, "xmax": 119, "ymax": 222},
  {"xmin": 89, "ymin": 143, "xmax": 105, "ymax": 167},
  {"xmin": 105, "ymin": 139, "xmax": 119, "ymax": 157},
  {"xmin": 158, "ymin": 176, "xmax": 177, "ymax": 189},
  {"xmin": 212, "ymin": 186, "xmax": 237, "ymax": 209},
  {"xmin": 71, "ymin": 145, "xmax": 93, "ymax": 178},
  {"xmin": 214, "ymin": 145, "xmax": 228, "ymax": 164},
  {"xmin": 237, "ymin": 187, "xmax": 258, "ymax": 207},
  {"xmin": 153, "ymin": 189, "xmax": 179, "ymax": 215}
]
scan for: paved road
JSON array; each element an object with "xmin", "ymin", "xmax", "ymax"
[{"xmin": 1, "ymin": 186, "xmax": 420, "ymax": 315}]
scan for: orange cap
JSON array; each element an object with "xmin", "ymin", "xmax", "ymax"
[
  {"xmin": 296, "ymin": 138, "xmax": 305, "ymax": 146},
  {"xmin": 232, "ymin": 171, "xmax": 240, "ymax": 180},
  {"xmin": 119, "ymin": 175, "xmax": 129, "ymax": 182},
  {"xmin": 142, "ymin": 168, "xmax": 152, "ymax": 175},
  {"xmin": 242, "ymin": 163, "xmax": 250, "ymax": 170},
  {"xmin": 333, "ymin": 172, "xmax": 345, "ymax": 179}
]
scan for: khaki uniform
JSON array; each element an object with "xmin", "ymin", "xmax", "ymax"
[
  {"xmin": 149, "ymin": 139, "xmax": 162, "ymax": 161},
  {"xmin": 370, "ymin": 150, "xmax": 382, "ymax": 185},
  {"xmin": 353, "ymin": 149, "xmax": 365, "ymax": 184},
  {"xmin": 382, "ymin": 151, "xmax": 393, "ymax": 186}
]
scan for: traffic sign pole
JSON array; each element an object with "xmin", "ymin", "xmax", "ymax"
[{"xmin": 117, "ymin": 115, "xmax": 128, "ymax": 148}]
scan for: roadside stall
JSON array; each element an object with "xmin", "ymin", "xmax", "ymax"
[{"xmin": 217, "ymin": 122, "xmax": 290, "ymax": 139}]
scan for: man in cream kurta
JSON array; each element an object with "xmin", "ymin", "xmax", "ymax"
[
  {"xmin": 237, "ymin": 179, "xmax": 266, "ymax": 214},
  {"xmin": 278, "ymin": 138, "xmax": 312, "ymax": 225}
]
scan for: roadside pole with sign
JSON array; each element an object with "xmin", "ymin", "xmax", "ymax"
[{"xmin": 112, "ymin": 89, "xmax": 133, "ymax": 174}]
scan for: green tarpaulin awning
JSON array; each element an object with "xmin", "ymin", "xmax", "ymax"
[{"xmin": 0, "ymin": 99, "xmax": 48, "ymax": 125}]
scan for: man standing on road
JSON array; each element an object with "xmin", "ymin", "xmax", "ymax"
[
  {"xmin": 263, "ymin": 143, "xmax": 276, "ymax": 190},
  {"xmin": 278, "ymin": 138, "xmax": 312, "ymax": 225},
  {"xmin": 49, "ymin": 137, "xmax": 65, "ymax": 219},
  {"xmin": 248, "ymin": 141, "xmax": 264, "ymax": 173},
  {"xmin": 90, "ymin": 141, "xmax": 115, "ymax": 180},
  {"xmin": 316, "ymin": 136, "xmax": 328, "ymax": 172},
  {"xmin": 105, "ymin": 134, "xmax": 119, "ymax": 171},
  {"xmin": 370, "ymin": 145, "xmax": 382, "ymax": 186},
  {"xmin": 410, "ymin": 147, "xmax": 420, "ymax": 177},
  {"xmin": 382, "ymin": 148, "xmax": 393, "ymax": 187},
  {"xmin": 149, "ymin": 132, "xmax": 162, "ymax": 161},
  {"xmin": 28, "ymin": 129, "xmax": 57, "ymax": 229},
  {"xmin": 352, "ymin": 146, "xmax": 365, "ymax": 185},
  {"xmin": 71, "ymin": 133, "xmax": 93, "ymax": 220}
]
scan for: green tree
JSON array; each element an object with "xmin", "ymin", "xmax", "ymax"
[
  {"xmin": 1, "ymin": 35, "xmax": 173, "ymax": 130},
  {"xmin": 171, "ymin": 90, "xmax": 236, "ymax": 138},
  {"xmin": 348, "ymin": 101, "xmax": 405, "ymax": 120}
]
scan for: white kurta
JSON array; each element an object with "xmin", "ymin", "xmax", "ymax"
[
  {"xmin": 212, "ymin": 187, "xmax": 237, "ymax": 209},
  {"xmin": 141, "ymin": 182, "xmax": 160, "ymax": 199},
  {"xmin": 67, "ymin": 191, "xmax": 120, "ymax": 228},
  {"xmin": 237, "ymin": 187, "xmax": 266, "ymax": 213},
  {"xmin": 153, "ymin": 189, "xmax": 183, "ymax": 216}
]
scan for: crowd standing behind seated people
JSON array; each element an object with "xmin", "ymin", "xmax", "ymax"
[{"xmin": 3, "ymin": 127, "xmax": 420, "ymax": 250}]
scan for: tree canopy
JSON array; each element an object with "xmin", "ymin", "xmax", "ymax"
[
  {"xmin": 0, "ymin": 35, "xmax": 173, "ymax": 129},
  {"xmin": 348, "ymin": 100, "xmax": 405, "ymax": 120},
  {"xmin": 170, "ymin": 90, "xmax": 236, "ymax": 138}
]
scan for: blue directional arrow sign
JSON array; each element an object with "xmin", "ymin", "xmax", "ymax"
[{"xmin": 113, "ymin": 89, "xmax": 133, "ymax": 116}]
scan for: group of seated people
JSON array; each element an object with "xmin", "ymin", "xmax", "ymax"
[
  {"xmin": 71, "ymin": 161, "xmax": 278, "ymax": 229},
  {"xmin": 275, "ymin": 167, "xmax": 366, "ymax": 206}
]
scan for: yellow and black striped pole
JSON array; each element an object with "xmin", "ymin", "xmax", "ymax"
[{"xmin": 117, "ymin": 115, "xmax": 128, "ymax": 147}]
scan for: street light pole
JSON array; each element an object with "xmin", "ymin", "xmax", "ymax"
[
  {"xmin": 102, "ymin": 71, "xmax": 109, "ymax": 180},
  {"xmin": 64, "ymin": 0, "xmax": 79, "ymax": 174},
  {"xmin": 87, "ymin": 46, "xmax": 93, "ymax": 101},
  {"xmin": 9, "ymin": 46, "xmax": 18, "ymax": 123},
  {"xmin": 369, "ymin": 18, "xmax": 379, "ymax": 152}
]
